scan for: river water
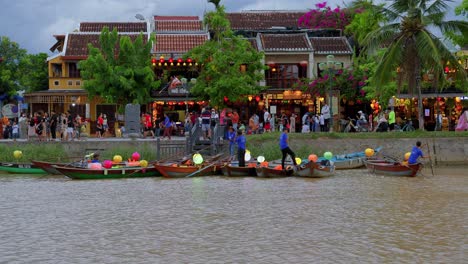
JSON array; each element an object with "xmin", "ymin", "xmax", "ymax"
[{"xmin": 0, "ymin": 167, "xmax": 466, "ymax": 264}]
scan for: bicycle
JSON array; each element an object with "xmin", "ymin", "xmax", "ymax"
[{"xmin": 395, "ymin": 120, "xmax": 415, "ymax": 132}]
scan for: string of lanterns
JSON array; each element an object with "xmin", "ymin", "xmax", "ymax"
[{"xmin": 151, "ymin": 56, "xmax": 198, "ymax": 67}]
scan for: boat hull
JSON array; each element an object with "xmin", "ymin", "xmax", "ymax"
[
  {"xmin": 332, "ymin": 157, "xmax": 365, "ymax": 170},
  {"xmin": 365, "ymin": 161, "xmax": 422, "ymax": 177},
  {"xmin": 53, "ymin": 165, "xmax": 161, "ymax": 179},
  {"xmin": 0, "ymin": 163, "xmax": 46, "ymax": 174},
  {"xmin": 154, "ymin": 164, "xmax": 219, "ymax": 178},
  {"xmin": 221, "ymin": 164, "xmax": 257, "ymax": 177},
  {"xmin": 31, "ymin": 160, "xmax": 73, "ymax": 175},
  {"xmin": 255, "ymin": 166, "xmax": 294, "ymax": 177},
  {"xmin": 295, "ymin": 162, "xmax": 335, "ymax": 178}
]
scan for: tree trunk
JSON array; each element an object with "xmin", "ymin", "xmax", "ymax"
[{"xmin": 416, "ymin": 74, "xmax": 424, "ymax": 130}]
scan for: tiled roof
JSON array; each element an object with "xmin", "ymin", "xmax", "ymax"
[
  {"xmin": 79, "ymin": 22, "xmax": 147, "ymax": 32},
  {"xmin": 247, "ymin": 38, "xmax": 259, "ymax": 51},
  {"xmin": 227, "ymin": 11, "xmax": 307, "ymax": 30},
  {"xmin": 155, "ymin": 20, "xmax": 203, "ymax": 32},
  {"xmin": 64, "ymin": 33, "xmax": 146, "ymax": 57},
  {"xmin": 154, "ymin": 16, "xmax": 199, "ymax": 21},
  {"xmin": 260, "ymin": 33, "xmax": 311, "ymax": 52},
  {"xmin": 154, "ymin": 34, "xmax": 209, "ymax": 53},
  {"xmin": 309, "ymin": 37, "xmax": 353, "ymax": 54}
]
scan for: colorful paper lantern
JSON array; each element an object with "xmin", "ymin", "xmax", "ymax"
[
  {"xmin": 260, "ymin": 161, "xmax": 269, "ymax": 167},
  {"xmin": 113, "ymin": 155, "xmax": 123, "ymax": 163},
  {"xmin": 131, "ymin": 152, "xmax": 141, "ymax": 161},
  {"xmin": 257, "ymin": 156, "xmax": 265, "ymax": 163},
  {"xmin": 365, "ymin": 148, "xmax": 375, "ymax": 157},
  {"xmin": 295, "ymin": 157, "xmax": 302, "ymax": 165},
  {"xmin": 193, "ymin": 153, "xmax": 203, "ymax": 165},
  {"xmin": 102, "ymin": 160, "xmax": 113, "ymax": 169},
  {"xmin": 404, "ymin": 152, "xmax": 411, "ymax": 161},
  {"xmin": 139, "ymin": 160, "xmax": 148, "ymax": 168},
  {"xmin": 324, "ymin": 151, "xmax": 333, "ymax": 160},
  {"xmin": 89, "ymin": 163, "xmax": 102, "ymax": 169},
  {"xmin": 13, "ymin": 150, "xmax": 22, "ymax": 159},
  {"xmin": 244, "ymin": 152, "xmax": 251, "ymax": 161},
  {"xmin": 308, "ymin": 154, "xmax": 318, "ymax": 162},
  {"xmin": 274, "ymin": 165, "xmax": 282, "ymax": 170}
]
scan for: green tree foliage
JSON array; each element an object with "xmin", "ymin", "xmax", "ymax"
[
  {"xmin": 0, "ymin": 36, "xmax": 27, "ymax": 95},
  {"xmin": 362, "ymin": 0, "xmax": 468, "ymax": 130},
  {"xmin": 186, "ymin": 5, "xmax": 266, "ymax": 107},
  {"xmin": 78, "ymin": 28, "xmax": 159, "ymax": 107},
  {"xmin": 445, "ymin": 0, "xmax": 468, "ymax": 48},
  {"xmin": 345, "ymin": 1, "xmax": 386, "ymax": 44},
  {"xmin": 18, "ymin": 53, "xmax": 48, "ymax": 92}
]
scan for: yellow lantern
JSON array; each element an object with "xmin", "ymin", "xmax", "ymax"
[
  {"xmin": 193, "ymin": 153, "xmax": 204, "ymax": 165},
  {"xmin": 365, "ymin": 148, "xmax": 375, "ymax": 157},
  {"xmin": 244, "ymin": 150, "xmax": 251, "ymax": 161},
  {"xmin": 139, "ymin": 160, "xmax": 148, "ymax": 168},
  {"xmin": 404, "ymin": 152, "xmax": 411, "ymax": 161},
  {"xmin": 295, "ymin": 157, "xmax": 302, "ymax": 165},
  {"xmin": 13, "ymin": 150, "xmax": 23, "ymax": 159},
  {"xmin": 113, "ymin": 155, "xmax": 123, "ymax": 163}
]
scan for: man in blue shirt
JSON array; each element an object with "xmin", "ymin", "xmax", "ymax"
[
  {"xmin": 279, "ymin": 127, "xmax": 297, "ymax": 170},
  {"xmin": 408, "ymin": 141, "xmax": 427, "ymax": 164},
  {"xmin": 235, "ymin": 130, "xmax": 246, "ymax": 167}
]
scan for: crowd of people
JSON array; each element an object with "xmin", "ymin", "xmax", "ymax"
[{"xmin": 0, "ymin": 111, "xmax": 87, "ymax": 141}]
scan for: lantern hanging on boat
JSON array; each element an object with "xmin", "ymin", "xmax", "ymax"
[
  {"xmin": 308, "ymin": 154, "xmax": 318, "ymax": 162},
  {"xmin": 257, "ymin": 156, "xmax": 265, "ymax": 163},
  {"xmin": 295, "ymin": 157, "xmax": 302, "ymax": 165},
  {"xmin": 102, "ymin": 160, "xmax": 113, "ymax": 169},
  {"xmin": 365, "ymin": 148, "xmax": 375, "ymax": 157},
  {"xmin": 404, "ymin": 152, "xmax": 411, "ymax": 161},
  {"xmin": 193, "ymin": 153, "xmax": 203, "ymax": 165},
  {"xmin": 244, "ymin": 150, "xmax": 251, "ymax": 161},
  {"xmin": 113, "ymin": 155, "xmax": 123, "ymax": 163},
  {"xmin": 13, "ymin": 150, "xmax": 23, "ymax": 159},
  {"xmin": 131, "ymin": 152, "xmax": 141, "ymax": 161},
  {"xmin": 139, "ymin": 160, "xmax": 148, "ymax": 168},
  {"xmin": 324, "ymin": 151, "xmax": 333, "ymax": 160}
]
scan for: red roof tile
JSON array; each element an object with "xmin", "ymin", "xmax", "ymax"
[
  {"xmin": 309, "ymin": 37, "xmax": 353, "ymax": 54},
  {"xmin": 154, "ymin": 34, "xmax": 209, "ymax": 53},
  {"xmin": 154, "ymin": 16, "xmax": 199, "ymax": 21},
  {"xmin": 64, "ymin": 33, "xmax": 147, "ymax": 58},
  {"xmin": 79, "ymin": 22, "xmax": 147, "ymax": 32},
  {"xmin": 260, "ymin": 33, "xmax": 311, "ymax": 52},
  {"xmin": 155, "ymin": 20, "xmax": 203, "ymax": 32},
  {"xmin": 227, "ymin": 11, "xmax": 307, "ymax": 30}
]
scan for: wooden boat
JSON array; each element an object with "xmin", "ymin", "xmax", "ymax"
[
  {"xmin": 0, "ymin": 162, "xmax": 46, "ymax": 174},
  {"xmin": 255, "ymin": 166, "xmax": 294, "ymax": 178},
  {"xmin": 53, "ymin": 165, "xmax": 161, "ymax": 179},
  {"xmin": 317, "ymin": 147, "xmax": 382, "ymax": 170},
  {"xmin": 154, "ymin": 163, "xmax": 222, "ymax": 178},
  {"xmin": 31, "ymin": 160, "xmax": 85, "ymax": 175},
  {"xmin": 295, "ymin": 161, "xmax": 335, "ymax": 178},
  {"xmin": 221, "ymin": 161, "xmax": 257, "ymax": 177},
  {"xmin": 365, "ymin": 160, "xmax": 422, "ymax": 177}
]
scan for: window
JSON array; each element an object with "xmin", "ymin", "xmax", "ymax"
[
  {"xmin": 76, "ymin": 80, "xmax": 81, "ymax": 86},
  {"xmin": 68, "ymin": 80, "xmax": 73, "ymax": 86},
  {"xmin": 52, "ymin": 64, "xmax": 62, "ymax": 77},
  {"xmin": 54, "ymin": 81, "xmax": 60, "ymax": 86},
  {"xmin": 265, "ymin": 64, "xmax": 307, "ymax": 89},
  {"xmin": 68, "ymin": 63, "xmax": 81, "ymax": 78}
]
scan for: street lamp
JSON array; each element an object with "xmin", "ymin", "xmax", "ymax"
[
  {"xmin": 181, "ymin": 77, "xmax": 197, "ymax": 113},
  {"xmin": 319, "ymin": 55, "xmax": 342, "ymax": 132}
]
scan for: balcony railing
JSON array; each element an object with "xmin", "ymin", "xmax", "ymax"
[{"xmin": 265, "ymin": 78, "xmax": 300, "ymax": 89}]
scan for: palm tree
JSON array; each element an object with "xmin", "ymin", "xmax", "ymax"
[
  {"xmin": 363, "ymin": 0, "xmax": 468, "ymax": 130},
  {"xmin": 208, "ymin": 0, "xmax": 221, "ymax": 9}
]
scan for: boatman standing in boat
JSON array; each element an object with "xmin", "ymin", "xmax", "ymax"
[
  {"xmin": 235, "ymin": 130, "xmax": 246, "ymax": 167},
  {"xmin": 408, "ymin": 141, "xmax": 428, "ymax": 164},
  {"xmin": 279, "ymin": 127, "xmax": 297, "ymax": 171}
]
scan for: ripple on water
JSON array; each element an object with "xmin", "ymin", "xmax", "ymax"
[{"xmin": 0, "ymin": 168, "xmax": 466, "ymax": 263}]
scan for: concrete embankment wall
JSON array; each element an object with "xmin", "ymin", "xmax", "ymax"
[{"xmin": 286, "ymin": 137, "xmax": 467, "ymax": 166}]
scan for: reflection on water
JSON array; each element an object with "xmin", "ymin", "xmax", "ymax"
[{"xmin": 0, "ymin": 167, "xmax": 466, "ymax": 263}]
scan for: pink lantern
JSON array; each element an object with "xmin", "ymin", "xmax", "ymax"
[
  {"xmin": 132, "ymin": 152, "xmax": 141, "ymax": 161},
  {"xmin": 102, "ymin": 160, "xmax": 113, "ymax": 169}
]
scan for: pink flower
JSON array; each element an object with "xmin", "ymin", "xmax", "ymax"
[
  {"xmin": 358, "ymin": 81, "xmax": 365, "ymax": 86},
  {"xmin": 316, "ymin": 1, "xmax": 327, "ymax": 9}
]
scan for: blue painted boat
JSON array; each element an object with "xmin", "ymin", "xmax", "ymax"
[{"xmin": 317, "ymin": 147, "xmax": 382, "ymax": 170}]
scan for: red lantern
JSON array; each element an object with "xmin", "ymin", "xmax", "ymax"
[
  {"xmin": 187, "ymin": 58, "xmax": 192, "ymax": 63},
  {"xmin": 224, "ymin": 96, "xmax": 229, "ymax": 103},
  {"xmin": 255, "ymin": 95, "xmax": 260, "ymax": 102},
  {"xmin": 151, "ymin": 58, "xmax": 156, "ymax": 64},
  {"xmin": 177, "ymin": 58, "xmax": 182, "ymax": 63},
  {"xmin": 159, "ymin": 58, "xmax": 165, "ymax": 63},
  {"xmin": 169, "ymin": 58, "xmax": 174, "ymax": 63},
  {"xmin": 444, "ymin": 66, "xmax": 449, "ymax": 74}
]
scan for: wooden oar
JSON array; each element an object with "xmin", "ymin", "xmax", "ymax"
[
  {"xmin": 185, "ymin": 154, "xmax": 228, "ymax": 178},
  {"xmin": 425, "ymin": 140, "xmax": 435, "ymax": 176}
]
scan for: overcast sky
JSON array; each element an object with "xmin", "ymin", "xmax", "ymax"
[{"xmin": 0, "ymin": 0, "xmax": 462, "ymax": 54}]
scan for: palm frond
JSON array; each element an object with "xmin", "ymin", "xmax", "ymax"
[
  {"xmin": 438, "ymin": 20, "xmax": 468, "ymax": 35},
  {"xmin": 373, "ymin": 37, "xmax": 405, "ymax": 88},
  {"xmin": 423, "ymin": 0, "xmax": 451, "ymax": 16},
  {"xmin": 362, "ymin": 23, "xmax": 401, "ymax": 54}
]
